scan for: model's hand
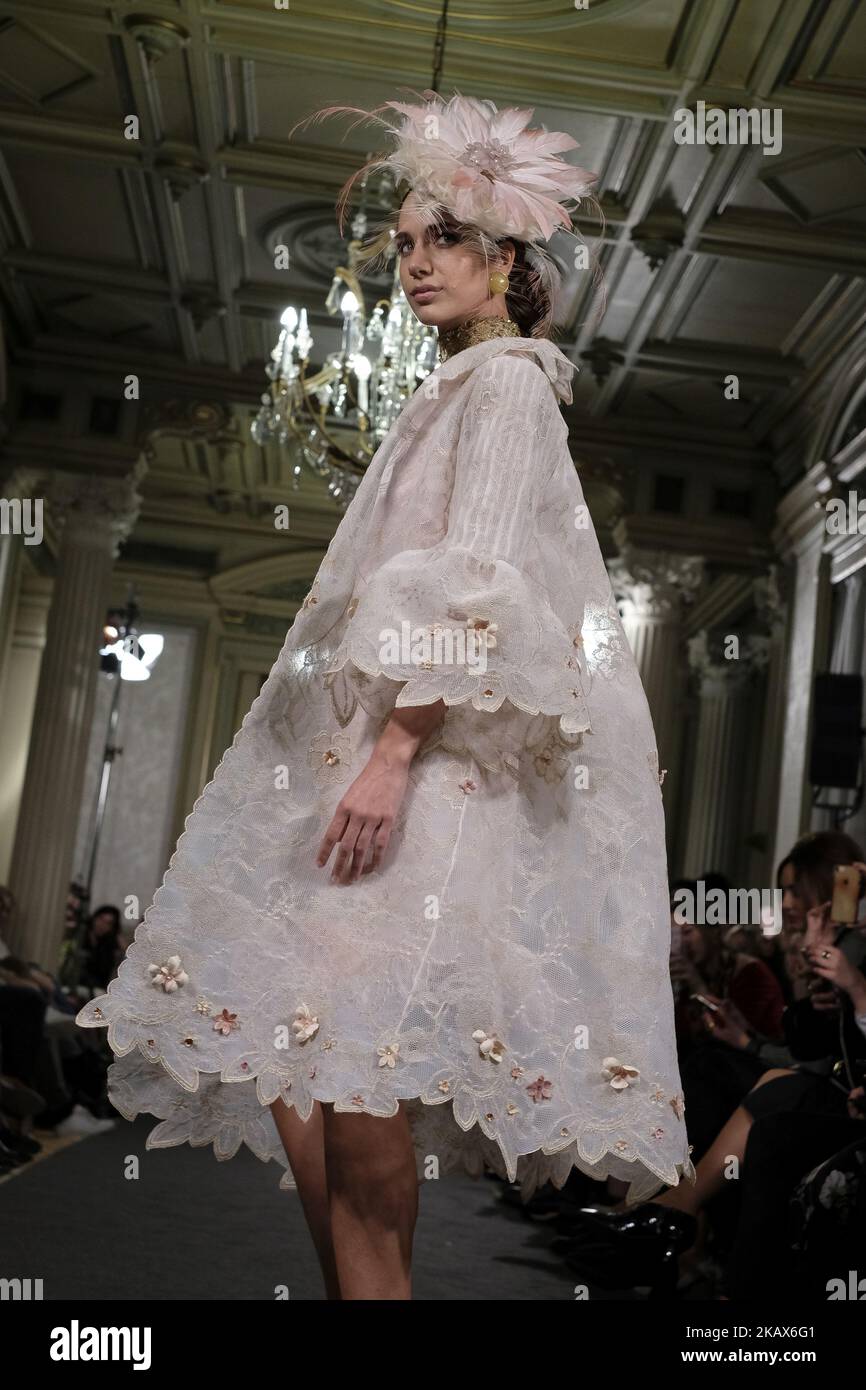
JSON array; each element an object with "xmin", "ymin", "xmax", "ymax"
[
  {"xmin": 317, "ymin": 747, "xmax": 410, "ymax": 883},
  {"xmin": 315, "ymin": 697, "xmax": 446, "ymax": 885}
]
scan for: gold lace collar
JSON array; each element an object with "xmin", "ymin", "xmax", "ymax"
[{"xmin": 437, "ymin": 315, "xmax": 521, "ymax": 362}]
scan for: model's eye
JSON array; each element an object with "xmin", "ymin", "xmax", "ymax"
[
  {"xmin": 436, "ymin": 230, "xmax": 458, "ymax": 245},
  {"xmin": 396, "ymin": 238, "xmax": 412, "ymax": 256}
]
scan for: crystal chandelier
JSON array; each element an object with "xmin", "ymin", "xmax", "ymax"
[
  {"xmin": 251, "ymin": 0, "xmax": 453, "ymax": 509},
  {"xmin": 250, "ymin": 179, "xmax": 440, "ymax": 511}
]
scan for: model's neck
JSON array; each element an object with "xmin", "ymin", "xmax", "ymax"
[{"xmin": 437, "ymin": 315, "xmax": 521, "ymax": 361}]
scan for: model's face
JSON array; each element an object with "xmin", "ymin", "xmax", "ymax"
[{"xmin": 395, "ymin": 193, "xmax": 514, "ymax": 333}]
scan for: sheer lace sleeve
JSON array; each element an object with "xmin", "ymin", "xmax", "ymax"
[{"xmin": 323, "ymin": 352, "xmax": 591, "ymax": 770}]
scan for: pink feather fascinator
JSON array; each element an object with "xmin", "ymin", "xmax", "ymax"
[{"xmin": 293, "ymin": 88, "xmax": 598, "ymax": 249}]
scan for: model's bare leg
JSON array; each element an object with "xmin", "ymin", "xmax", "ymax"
[
  {"xmin": 270, "ymin": 1098, "xmax": 341, "ymax": 1300},
  {"xmin": 321, "ymin": 1101, "xmax": 418, "ymax": 1300}
]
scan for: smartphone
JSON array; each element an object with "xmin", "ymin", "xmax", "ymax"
[
  {"xmin": 690, "ymin": 993, "xmax": 720, "ymax": 1014},
  {"xmin": 831, "ymin": 864, "xmax": 863, "ymax": 924}
]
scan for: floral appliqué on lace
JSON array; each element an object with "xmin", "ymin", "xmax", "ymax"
[
  {"xmin": 308, "ymin": 731, "xmax": 353, "ymax": 784},
  {"xmin": 148, "ymin": 956, "xmax": 188, "ymax": 992}
]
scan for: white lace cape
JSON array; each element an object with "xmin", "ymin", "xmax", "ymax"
[{"xmin": 77, "ymin": 336, "xmax": 696, "ymax": 1206}]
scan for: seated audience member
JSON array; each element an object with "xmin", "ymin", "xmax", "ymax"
[
  {"xmin": 557, "ymin": 831, "xmax": 866, "ymax": 1295},
  {"xmin": 79, "ymin": 904, "xmax": 124, "ymax": 994}
]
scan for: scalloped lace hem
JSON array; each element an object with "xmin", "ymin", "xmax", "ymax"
[{"xmin": 107, "ymin": 1062, "xmax": 695, "ymax": 1209}]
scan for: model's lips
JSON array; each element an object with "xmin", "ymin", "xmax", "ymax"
[{"xmin": 412, "ymin": 286, "xmax": 441, "ymax": 301}]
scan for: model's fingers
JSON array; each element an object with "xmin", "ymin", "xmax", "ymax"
[
  {"xmin": 316, "ymin": 808, "xmax": 350, "ymax": 867},
  {"xmin": 367, "ymin": 818, "xmax": 393, "ymax": 874},
  {"xmin": 332, "ymin": 815, "xmax": 364, "ymax": 883},
  {"xmin": 361, "ymin": 835, "xmax": 380, "ymax": 873},
  {"xmin": 349, "ymin": 820, "xmax": 379, "ymax": 881}
]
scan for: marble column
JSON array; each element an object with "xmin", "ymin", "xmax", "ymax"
[
  {"xmin": 771, "ymin": 465, "xmax": 833, "ymax": 872},
  {"xmin": 682, "ymin": 633, "xmax": 755, "ymax": 879},
  {"xmin": 608, "ymin": 547, "xmax": 703, "ymax": 829},
  {"xmin": 0, "ymin": 469, "xmax": 40, "ymax": 701},
  {"xmin": 744, "ymin": 568, "xmax": 790, "ymax": 885},
  {"xmin": 6, "ymin": 469, "xmax": 142, "ymax": 966},
  {"xmin": 812, "ymin": 570, "xmax": 866, "ymax": 831},
  {"xmin": 0, "ymin": 469, "xmax": 46, "ymax": 880}
]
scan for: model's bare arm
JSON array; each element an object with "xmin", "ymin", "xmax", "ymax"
[{"xmin": 316, "ymin": 699, "xmax": 446, "ymax": 884}]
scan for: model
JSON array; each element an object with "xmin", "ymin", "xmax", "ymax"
[{"xmin": 77, "ymin": 89, "xmax": 695, "ymax": 1300}]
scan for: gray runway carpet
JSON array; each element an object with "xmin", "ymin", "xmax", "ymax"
[{"xmin": 1, "ymin": 1116, "xmax": 586, "ymax": 1300}]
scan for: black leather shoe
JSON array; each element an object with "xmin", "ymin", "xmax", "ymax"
[
  {"xmin": 551, "ymin": 1202, "xmax": 698, "ymax": 1296},
  {"xmin": 0, "ymin": 1124, "xmax": 41, "ymax": 1156}
]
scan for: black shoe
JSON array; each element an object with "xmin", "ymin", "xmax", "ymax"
[
  {"xmin": 0, "ymin": 1139, "xmax": 28, "ymax": 1169},
  {"xmin": 551, "ymin": 1202, "xmax": 698, "ymax": 1296},
  {"xmin": 0, "ymin": 1124, "xmax": 41, "ymax": 1156}
]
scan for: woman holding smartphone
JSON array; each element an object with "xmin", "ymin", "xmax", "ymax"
[{"xmin": 565, "ymin": 830, "xmax": 866, "ymax": 1294}]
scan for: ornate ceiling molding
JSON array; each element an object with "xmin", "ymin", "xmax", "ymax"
[
  {"xmin": 804, "ymin": 331, "xmax": 866, "ymax": 472},
  {"xmin": 122, "ymin": 14, "xmax": 191, "ymax": 64},
  {"xmin": 1, "ymin": 0, "xmax": 865, "ymax": 559},
  {"xmin": 210, "ymin": 551, "xmax": 327, "ymax": 601},
  {"xmin": 139, "ymin": 399, "xmax": 237, "ymax": 453},
  {"xmin": 359, "ymin": 0, "xmax": 655, "ymax": 35},
  {"xmin": 259, "ymin": 204, "xmax": 391, "ymax": 289}
]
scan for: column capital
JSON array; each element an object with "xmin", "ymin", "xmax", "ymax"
[
  {"xmin": 609, "ymin": 546, "xmax": 704, "ymax": 620},
  {"xmin": 773, "ymin": 460, "xmax": 833, "ymax": 561},
  {"xmin": 687, "ymin": 629, "xmax": 765, "ymax": 692},
  {"xmin": 752, "ymin": 564, "xmax": 788, "ymax": 637},
  {"xmin": 49, "ymin": 463, "xmax": 144, "ymax": 558},
  {"xmin": 1, "ymin": 467, "xmax": 44, "ymax": 500}
]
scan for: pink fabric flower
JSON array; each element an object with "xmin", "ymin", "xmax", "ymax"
[
  {"xmin": 602, "ymin": 1057, "xmax": 640, "ymax": 1089},
  {"xmin": 526, "ymin": 1075, "xmax": 552, "ymax": 1103}
]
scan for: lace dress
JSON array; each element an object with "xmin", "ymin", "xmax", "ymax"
[{"xmin": 77, "ymin": 334, "xmax": 696, "ymax": 1205}]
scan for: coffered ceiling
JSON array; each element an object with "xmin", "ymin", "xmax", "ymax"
[{"xmin": 1, "ymin": 0, "xmax": 866, "ymax": 592}]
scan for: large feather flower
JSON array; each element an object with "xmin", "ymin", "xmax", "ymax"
[{"xmin": 295, "ymin": 88, "xmax": 597, "ymax": 247}]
